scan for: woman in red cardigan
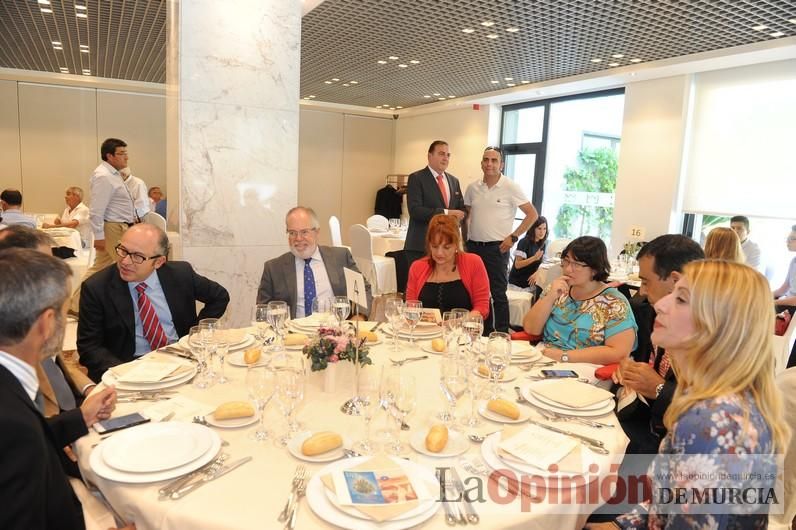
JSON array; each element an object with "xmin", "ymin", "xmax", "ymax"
[{"xmin": 406, "ymin": 214, "xmax": 490, "ymax": 319}]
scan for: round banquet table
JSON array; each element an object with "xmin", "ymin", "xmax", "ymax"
[
  {"xmin": 75, "ymin": 326, "xmax": 629, "ymax": 530},
  {"xmin": 370, "ymin": 230, "xmax": 406, "ymax": 256}
]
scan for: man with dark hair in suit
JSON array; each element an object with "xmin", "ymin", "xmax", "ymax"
[
  {"xmin": 77, "ymin": 223, "xmax": 229, "ymax": 381},
  {"xmin": 403, "ymin": 140, "xmax": 467, "ymax": 269},
  {"xmin": 0, "ymin": 248, "xmax": 130, "ymax": 530},
  {"xmin": 257, "ymin": 206, "xmax": 372, "ymax": 318}
]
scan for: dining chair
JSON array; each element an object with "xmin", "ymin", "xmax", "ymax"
[
  {"xmin": 365, "ymin": 214, "xmax": 388, "ymax": 232},
  {"xmin": 546, "ymin": 238, "xmax": 571, "ymax": 259},
  {"xmin": 328, "ymin": 215, "xmax": 343, "ymax": 246},
  {"xmin": 348, "ymin": 223, "xmax": 396, "ymax": 295}
]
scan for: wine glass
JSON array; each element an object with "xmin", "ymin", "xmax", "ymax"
[
  {"xmin": 275, "ymin": 354, "xmax": 306, "ymax": 446},
  {"xmin": 486, "ymin": 332, "xmax": 511, "ymax": 398},
  {"xmin": 403, "ymin": 300, "xmax": 423, "ymax": 348},
  {"xmin": 388, "ymin": 218, "xmax": 401, "ymax": 234},
  {"xmin": 375, "ymin": 365, "xmax": 399, "ymax": 448},
  {"xmin": 198, "ymin": 318, "xmax": 219, "ymax": 380},
  {"xmin": 311, "ymin": 297, "xmax": 332, "ymax": 326},
  {"xmin": 267, "ymin": 301, "xmax": 289, "ymax": 351},
  {"xmin": 189, "ymin": 326, "xmax": 210, "ymax": 389},
  {"xmin": 392, "ymin": 374, "xmax": 416, "ymax": 453},
  {"xmin": 384, "ymin": 298, "xmax": 404, "ymax": 352},
  {"xmin": 215, "ymin": 340, "xmax": 229, "ymax": 384},
  {"xmin": 251, "ymin": 304, "xmax": 270, "ymax": 344},
  {"xmin": 439, "ymin": 354, "xmax": 468, "ymax": 425},
  {"xmin": 462, "ymin": 313, "xmax": 484, "ymax": 348},
  {"xmin": 332, "ymin": 296, "xmax": 350, "ymax": 331},
  {"xmin": 246, "ymin": 366, "xmax": 275, "ymax": 442},
  {"xmin": 353, "ymin": 368, "xmax": 380, "ymax": 455}
]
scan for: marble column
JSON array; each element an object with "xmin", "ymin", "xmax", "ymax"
[{"xmin": 167, "ymin": 0, "xmax": 300, "ymax": 326}]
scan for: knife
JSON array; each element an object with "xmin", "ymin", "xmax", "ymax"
[
  {"xmin": 436, "ymin": 469, "xmax": 459, "ymax": 526},
  {"xmin": 371, "ymin": 321, "xmax": 383, "ymax": 333},
  {"xmin": 171, "ymin": 456, "xmax": 253, "ymax": 499},
  {"xmin": 451, "ymin": 467, "xmax": 479, "ymax": 524},
  {"xmin": 157, "ymin": 453, "xmax": 228, "ymax": 499},
  {"xmin": 528, "ymin": 420, "xmax": 607, "ymax": 450}
]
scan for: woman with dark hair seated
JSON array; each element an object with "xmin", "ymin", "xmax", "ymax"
[
  {"xmin": 522, "ymin": 236, "xmax": 637, "ymax": 364},
  {"xmin": 405, "ymin": 214, "xmax": 490, "ymax": 318},
  {"xmin": 508, "ymin": 215, "xmax": 548, "ymax": 292}
]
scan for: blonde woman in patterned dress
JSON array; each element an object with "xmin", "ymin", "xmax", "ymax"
[{"xmin": 523, "ymin": 236, "xmax": 637, "ymax": 365}]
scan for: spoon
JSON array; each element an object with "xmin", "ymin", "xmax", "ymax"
[{"xmin": 467, "ymin": 430, "xmax": 501, "ymax": 443}]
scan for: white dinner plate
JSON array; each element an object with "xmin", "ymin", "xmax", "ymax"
[
  {"xmin": 226, "ymin": 350, "xmax": 268, "ymax": 367},
  {"xmin": 472, "ymin": 366, "xmax": 519, "ymax": 383},
  {"xmin": 286, "ymin": 431, "xmax": 351, "ymax": 462},
  {"xmin": 531, "ymin": 389, "xmax": 613, "ymax": 412},
  {"xmin": 382, "ymin": 325, "xmax": 441, "ymax": 339},
  {"xmin": 520, "ymin": 385, "xmax": 615, "ymax": 417},
  {"xmin": 102, "ymin": 422, "xmax": 213, "ymax": 473},
  {"xmin": 101, "ymin": 364, "xmax": 196, "ymax": 391},
  {"xmin": 307, "ymin": 456, "xmax": 439, "ymax": 528},
  {"xmin": 478, "ymin": 401, "xmax": 533, "ymax": 424},
  {"xmin": 177, "ymin": 333, "xmax": 255, "ymax": 353},
  {"xmin": 420, "ymin": 341, "xmax": 446, "ymax": 355},
  {"xmin": 90, "ymin": 427, "xmax": 221, "ymax": 483},
  {"xmin": 409, "ymin": 429, "xmax": 469, "ymax": 458},
  {"xmin": 204, "ymin": 412, "xmax": 260, "ymax": 429},
  {"xmin": 480, "ymin": 432, "xmax": 598, "ymax": 481}
]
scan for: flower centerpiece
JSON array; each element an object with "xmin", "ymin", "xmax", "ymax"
[{"xmin": 303, "ymin": 326, "xmax": 373, "ymax": 372}]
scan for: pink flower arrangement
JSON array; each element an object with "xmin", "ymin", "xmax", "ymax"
[{"xmin": 303, "ymin": 327, "xmax": 372, "ymax": 372}]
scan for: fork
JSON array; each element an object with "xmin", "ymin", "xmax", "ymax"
[
  {"xmin": 278, "ymin": 466, "xmax": 306, "ymax": 522},
  {"xmin": 391, "ymin": 355, "xmax": 428, "ymax": 366},
  {"xmin": 286, "ymin": 479, "xmax": 307, "ymax": 530},
  {"xmin": 193, "ymin": 415, "xmax": 209, "ymax": 426},
  {"xmin": 536, "ymin": 407, "xmax": 613, "ymax": 428}
]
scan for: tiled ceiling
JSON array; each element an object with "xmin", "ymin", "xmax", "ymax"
[{"xmin": 1, "ymin": 0, "xmax": 794, "ymax": 108}]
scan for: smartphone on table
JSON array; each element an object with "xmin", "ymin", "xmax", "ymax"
[
  {"xmin": 94, "ymin": 412, "xmax": 150, "ymax": 434},
  {"xmin": 540, "ymin": 369, "xmax": 579, "ymax": 379}
]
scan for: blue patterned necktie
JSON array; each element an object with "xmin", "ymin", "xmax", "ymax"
[{"xmin": 304, "ymin": 258, "xmax": 316, "ymax": 316}]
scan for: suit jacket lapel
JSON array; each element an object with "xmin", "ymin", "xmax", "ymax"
[
  {"xmin": 282, "ymin": 253, "xmax": 298, "ymax": 317},
  {"xmin": 157, "ymin": 264, "xmax": 185, "ymax": 331},
  {"xmin": 110, "ymin": 271, "xmax": 136, "ymax": 337}
]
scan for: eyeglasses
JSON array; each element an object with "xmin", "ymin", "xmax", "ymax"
[
  {"xmin": 115, "ymin": 244, "xmax": 162, "ymax": 265},
  {"xmin": 286, "ymin": 228, "xmax": 318, "ymax": 239},
  {"xmin": 561, "ymin": 258, "xmax": 589, "ymax": 269},
  {"xmin": 484, "ymin": 145, "xmax": 503, "ymax": 154}
]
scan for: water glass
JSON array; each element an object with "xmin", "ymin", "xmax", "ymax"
[
  {"xmin": 438, "ymin": 354, "xmax": 468, "ymax": 425},
  {"xmin": 486, "ymin": 332, "xmax": 511, "ymax": 397},
  {"xmin": 311, "ymin": 297, "xmax": 332, "ymax": 325},
  {"xmin": 267, "ymin": 301, "xmax": 289, "ymax": 351},
  {"xmin": 189, "ymin": 326, "xmax": 211, "ymax": 389},
  {"xmin": 388, "ymin": 218, "xmax": 401, "ymax": 234},
  {"xmin": 246, "ymin": 366, "xmax": 275, "ymax": 442},
  {"xmin": 384, "ymin": 298, "xmax": 404, "ymax": 352},
  {"xmin": 215, "ymin": 341, "xmax": 229, "ymax": 384},
  {"xmin": 198, "ymin": 318, "xmax": 219, "ymax": 380},
  {"xmin": 353, "ymin": 369, "xmax": 381, "ymax": 455},
  {"xmin": 251, "ymin": 304, "xmax": 270, "ymax": 344},
  {"xmin": 275, "ymin": 354, "xmax": 306, "ymax": 446},
  {"xmin": 385, "ymin": 371, "xmax": 415, "ymax": 455},
  {"xmin": 403, "ymin": 300, "xmax": 423, "ymax": 347},
  {"xmin": 332, "ymin": 296, "xmax": 350, "ymax": 331}
]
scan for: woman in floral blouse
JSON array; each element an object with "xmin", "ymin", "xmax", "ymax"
[{"xmin": 587, "ymin": 260, "xmax": 790, "ymax": 530}]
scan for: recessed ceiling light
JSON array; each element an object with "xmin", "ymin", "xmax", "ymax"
[
  {"xmin": 448, "ymin": 95, "xmax": 455, "ymax": 98},
  {"xmin": 303, "ymin": 97, "xmax": 310, "ymax": 100},
  {"xmin": 752, "ymin": 24, "xmax": 768, "ymax": 31},
  {"xmin": 409, "ymin": 60, "xmax": 420, "ymax": 64},
  {"xmin": 433, "ymin": 93, "xmax": 441, "ymax": 96},
  {"xmin": 591, "ymin": 58, "xmax": 602, "ymax": 63},
  {"xmin": 389, "ymin": 107, "xmax": 395, "ymax": 110},
  {"xmin": 53, "ymin": 45, "xmax": 63, "ymax": 50},
  {"xmin": 423, "ymin": 95, "xmax": 431, "ymax": 98},
  {"xmin": 630, "ymin": 58, "xmax": 642, "ymax": 63},
  {"xmin": 490, "ymin": 80, "xmax": 499, "ymax": 84},
  {"xmin": 40, "ymin": 7, "xmax": 53, "ymax": 13},
  {"xmin": 59, "ymin": 67, "xmax": 68, "ymax": 72},
  {"xmin": 611, "ymin": 54, "xmax": 624, "ymax": 58},
  {"xmin": 80, "ymin": 44, "xmax": 89, "ymax": 49},
  {"xmin": 398, "ymin": 64, "xmax": 408, "ymax": 68},
  {"xmin": 309, "ymin": 95, "xmax": 316, "ymax": 98},
  {"xmin": 608, "ymin": 62, "xmax": 619, "ymax": 67},
  {"xmin": 52, "ymin": 40, "xmax": 61, "ymax": 45},
  {"xmin": 376, "ymin": 106, "xmax": 382, "ymax": 108},
  {"xmin": 481, "ymin": 21, "xmax": 495, "ymax": 27},
  {"xmin": 486, "ymin": 34, "xmax": 498, "ymax": 39},
  {"xmin": 80, "ymin": 49, "xmax": 89, "ymax": 54},
  {"xmin": 521, "ymin": 80, "xmax": 529, "ymax": 84},
  {"xmin": 770, "ymin": 31, "xmax": 785, "ymax": 37},
  {"xmin": 504, "ymin": 77, "xmax": 513, "ymax": 81},
  {"xmin": 388, "ymin": 56, "xmax": 398, "ymax": 60},
  {"xmin": 377, "ymin": 60, "xmax": 387, "ymax": 64},
  {"xmin": 37, "ymin": 0, "xmax": 50, "ymax": 4},
  {"xmin": 507, "ymin": 83, "xmax": 516, "ymax": 87},
  {"xmin": 342, "ymin": 83, "xmax": 349, "ymax": 86},
  {"xmin": 349, "ymin": 81, "xmax": 358, "ymax": 84},
  {"xmin": 396, "ymin": 106, "xmax": 403, "ymax": 109},
  {"xmin": 462, "ymin": 28, "xmax": 475, "ymax": 33},
  {"xmin": 76, "ymin": 12, "xmax": 87, "ymax": 18},
  {"xmin": 437, "ymin": 98, "xmax": 446, "ymax": 101},
  {"xmin": 331, "ymin": 78, "xmax": 339, "ymax": 81},
  {"xmin": 505, "ymin": 27, "xmax": 519, "ymax": 33},
  {"xmin": 75, "ymin": 5, "xmax": 87, "ymax": 10},
  {"xmin": 789, "ymin": 18, "xmax": 796, "ymax": 24},
  {"xmin": 82, "ymin": 71, "xmax": 90, "ymax": 75},
  {"xmin": 324, "ymin": 81, "xmax": 332, "ymax": 84}
]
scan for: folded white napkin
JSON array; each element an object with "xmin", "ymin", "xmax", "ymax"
[
  {"xmin": 498, "ymin": 425, "xmax": 578, "ymax": 469},
  {"xmin": 530, "ymin": 379, "xmax": 614, "ymax": 409}
]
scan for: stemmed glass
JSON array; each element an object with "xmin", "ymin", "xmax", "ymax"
[
  {"xmin": 384, "ymin": 298, "xmax": 404, "ymax": 352},
  {"xmin": 189, "ymin": 325, "xmax": 211, "ymax": 389},
  {"xmin": 403, "ymin": 300, "xmax": 423, "ymax": 348},
  {"xmin": 311, "ymin": 297, "xmax": 332, "ymax": 326},
  {"xmin": 215, "ymin": 341, "xmax": 229, "ymax": 384},
  {"xmin": 486, "ymin": 332, "xmax": 511, "ymax": 398},
  {"xmin": 392, "ymin": 373, "xmax": 416, "ymax": 453},
  {"xmin": 461, "ymin": 313, "xmax": 484, "ymax": 428},
  {"xmin": 198, "ymin": 318, "xmax": 219, "ymax": 380},
  {"xmin": 251, "ymin": 304, "xmax": 270, "ymax": 345},
  {"xmin": 438, "ymin": 353, "xmax": 468, "ymax": 425},
  {"xmin": 353, "ymin": 369, "xmax": 380, "ymax": 455},
  {"xmin": 332, "ymin": 296, "xmax": 350, "ymax": 331},
  {"xmin": 388, "ymin": 218, "xmax": 401, "ymax": 234},
  {"xmin": 376, "ymin": 366, "xmax": 399, "ymax": 448},
  {"xmin": 267, "ymin": 301, "xmax": 289, "ymax": 351},
  {"xmin": 275, "ymin": 354, "xmax": 306, "ymax": 446},
  {"xmin": 246, "ymin": 365, "xmax": 276, "ymax": 442}
]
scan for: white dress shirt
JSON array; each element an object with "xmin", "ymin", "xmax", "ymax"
[
  {"xmin": 464, "ymin": 174, "xmax": 530, "ymax": 241},
  {"xmin": 741, "ymin": 238, "xmax": 762, "ymax": 270},
  {"xmin": 60, "ymin": 202, "xmax": 91, "ymax": 246},
  {"xmin": 127, "ymin": 269, "xmax": 179, "ymax": 355},
  {"xmin": 294, "ymin": 247, "xmax": 334, "ymax": 318},
  {"xmin": 428, "ymin": 166, "xmax": 451, "ymax": 210},
  {"xmin": 89, "ymin": 161, "xmax": 137, "ymax": 240},
  {"xmin": 0, "ymin": 350, "xmax": 38, "ymax": 402},
  {"xmin": 124, "ymin": 174, "xmax": 151, "ymax": 218},
  {"xmin": 0, "ymin": 209, "xmax": 36, "ymax": 229}
]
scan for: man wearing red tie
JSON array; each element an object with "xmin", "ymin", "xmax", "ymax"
[
  {"xmin": 76, "ymin": 224, "xmax": 229, "ymax": 381},
  {"xmin": 404, "ymin": 140, "xmax": 467, "ymax": 268}
]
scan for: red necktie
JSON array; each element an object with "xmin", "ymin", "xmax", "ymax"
[
  {"xmin": 136, "ymin": 282, "xmax": 168, "ymax": 351},
  {"xmin": 436, "ymin": 173, "xmax": 449, "ymax": 208}
]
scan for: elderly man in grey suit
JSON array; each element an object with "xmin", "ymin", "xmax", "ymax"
[{"xmin": 257, "ymin": 206, "xmax": 372, "ymax": 318}]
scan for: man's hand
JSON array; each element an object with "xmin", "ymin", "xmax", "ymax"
[
  {"xmin": 499, "ymin": 235, "xmax": 514, "ymax": 253},
  {"xmin": 619, "ymin": 359, "xmax": 664, "ymax": 399},
  {"xmin": 94, "ymin": 239, "xmax": 106, "ymax": 252},
  {"xmin": 448, "ymin": 209, "xmax": 465, "ymax": 221},
  {"xmin": 80, "ymin": 386, "xmax": 117, "ymax": 427}
]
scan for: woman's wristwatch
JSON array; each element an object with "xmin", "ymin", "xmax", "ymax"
[
  {"xmin": 560, "ymin": 351, "xmax": 569, "ymax": 362},
  {"xmin": 655, "ymin": 382, "xmax": 664, "ymax": 398}
]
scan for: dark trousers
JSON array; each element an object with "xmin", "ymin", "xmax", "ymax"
[{"xmin": 467, "ymin": 241, "xmax": 510, "ymax": 333}]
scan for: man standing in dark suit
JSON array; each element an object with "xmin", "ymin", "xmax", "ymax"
[
  {"xmin": 404, "ymin": 141, "xmax": 467, "ymax": 269},
  {"xmin": 77, "ymin": 223, "xmax": 229, "ymax": 381},
  {"xmin": 0, "ymin": 249, "xmax": 129, "ymax": 529},
  {"xmin": 257, "ymin": 206, "xmax": 372, "ymax": 318}
]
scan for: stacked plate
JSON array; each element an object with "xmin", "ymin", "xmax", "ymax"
[
  {"xmin": 306, "ymin": 456, "xmax": 439, "ymax": 529},
  {"xmin": 520, "ymin": 379, "xmax": 615, "ymax": 417},
  {"xmin": 288, "ymin": 315, "xmax": 328, "ymax": 334},
  {"xmin": 101, "ymin": 355, "xmax": 197, "ymax": 392},
  {"xmin": 479, "ymin": 431, "xmax": 595, "ymax": 480},
  {"xmin": 177, "ymin": 329, "xmax": 255, "ymax": 353},
  {"xmin": 381, "ymin": 323, "xmax": 441, "ymax": 340},
  {"xmin": 90, "ymin": 422, "xmax": 221, "ymax": 483}
]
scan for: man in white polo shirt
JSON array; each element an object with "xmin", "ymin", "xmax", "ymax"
[{"xmin": 464, "ymin": 147, "xmax": 538, "ymax": 333}]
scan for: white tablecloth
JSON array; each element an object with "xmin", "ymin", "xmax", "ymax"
[
  {"xmin": 370, "ymin": 230, "xmax": 406, "ymax": 256},
  {"xmin": 65, "ymin": 248, "xmax": 93, "ymax": 294},
  {"xmin": 44, "ymin": 227, "xmax": 82, "ymax": 250},
  {"xmin": 75, "ymin": 330, "xmax": 628, "ymax": 530}
]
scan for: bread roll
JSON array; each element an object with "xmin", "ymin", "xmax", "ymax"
[
  {"xmin": 301, "ymin": 431, "xmax": 343, "ymax": 456},
  {"xmin": 284, "ymin": 334, "xmax": 309, "ymax": 347},
  {"xmin": 243, "ymin": 347, "xmax": 261, "ymax": 364},
  {"xmin": 357, "ymin": 330, "xmax": 378, "ymax": 343},
  {"xmin": 487, "ymin": 399, "xmax": 520, "ymax": 420},
  {"xmin": 425, "ymin": 425, "xmax": 448, "ymax": 453},
  {"xmin": 431, "ymin": 338, "xmax": 446, "ymax": 352},
  {"xmin": 214, "ymin": 401, "xmax": 255, "ymax": 420}
]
